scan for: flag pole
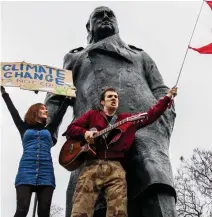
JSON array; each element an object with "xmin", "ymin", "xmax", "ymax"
[{"xmin": 175, "ymin": 0, "xmax": 205, "ymax": 86}]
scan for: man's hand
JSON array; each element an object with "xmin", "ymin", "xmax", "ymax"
[
  {"xmin": 167, "ymin": 87, "xmax": 178, "ymax": 98},
  {"xmin": 84, "ymin": 130, "xmax": 97, "ymax": 144},
  {"xmin": 1, "ymin": 86, "xmax": 6, "ymax": 94}
]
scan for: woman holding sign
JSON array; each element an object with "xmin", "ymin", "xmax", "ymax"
[{"xmin": 1, "ymin": 86, "xmax": 69, "ymax": 217}]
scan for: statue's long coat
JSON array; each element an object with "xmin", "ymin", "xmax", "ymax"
[{"xmin": 45, "ymin": 34, "xmax": 176, "ymax": 216}]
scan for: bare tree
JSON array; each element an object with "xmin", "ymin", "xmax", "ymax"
[
  {"xmin": 174, "ymin": 148, "xmax": 212, "ymax": 217},
  {"xmin": 50, "ymin": 203, "xmax": 64, "ymax": 217}
]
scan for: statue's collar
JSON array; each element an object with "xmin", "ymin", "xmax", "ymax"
[{"xmin": 87, "ymin": 34, "xmax": 135, "ymax": 63}]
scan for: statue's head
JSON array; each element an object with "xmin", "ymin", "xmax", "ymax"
[{"xmin": 86, "ymin": 6, "xmax": 119, "ymax": 44}]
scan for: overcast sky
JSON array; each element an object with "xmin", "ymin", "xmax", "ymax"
[{"xmin": 1, "ymin": 1, "xmax": 212, "ymax": 216}]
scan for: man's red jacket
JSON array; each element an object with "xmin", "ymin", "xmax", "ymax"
[{"xmin": 65, "ymin": 96, "xmax": 171, "ymax": 160}]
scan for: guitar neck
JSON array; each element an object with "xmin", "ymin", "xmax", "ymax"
[{"xmin": 94, "ymin": 118, "xmax": 128, "ymax": 138}]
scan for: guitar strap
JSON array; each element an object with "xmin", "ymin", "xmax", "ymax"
[
  {"xmin": 103, "ymin": 114, "xmax": 118, "ymax": 139},
  {"xmin": 109, "ymin": 114, "xmax": 118, "ymax": 126}
]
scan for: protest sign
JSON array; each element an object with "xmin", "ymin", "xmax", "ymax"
[{"xmin": 0, "ymin": 62, "xmax": 76, "ymax": 97}]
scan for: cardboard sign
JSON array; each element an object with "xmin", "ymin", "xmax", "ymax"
[{"xmin": 0, "ymin": 62, "xmax": 76, "ymax": 97}]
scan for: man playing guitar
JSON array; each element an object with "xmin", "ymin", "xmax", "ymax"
[{"xmin": 63, "ymin": 86, "xmax": 177, "ymax": 217}]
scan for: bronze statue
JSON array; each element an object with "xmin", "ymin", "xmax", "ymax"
[{"xmin": 45, "ymin": 6, "xmax": 177, "ymax": 217}]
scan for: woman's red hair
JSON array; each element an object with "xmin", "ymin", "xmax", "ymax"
[{"xmin": 24, "ymin": 103, "xmax": 46, "ymax": 125}]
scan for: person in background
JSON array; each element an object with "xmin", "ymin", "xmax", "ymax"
[{"xmin": 1, "ymin": 86, "xmax": 69, "ymax": 217}]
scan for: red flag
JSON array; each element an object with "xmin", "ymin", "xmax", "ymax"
[
  {"xmin": 189, "ymin": 43, "xmax": 212, "ymax": 54},
  {"xmin": 206, "ymin": 1, "xmax": 212, "ymax": 10}
]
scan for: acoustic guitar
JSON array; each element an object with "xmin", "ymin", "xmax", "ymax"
[{"xmin": 59, "ymin": 112, "xmax": 147, "ymax": 171}]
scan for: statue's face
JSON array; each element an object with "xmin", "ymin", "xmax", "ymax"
[{"xmin": 89, "ymin": 7, "xmax": 118, "ymax": 39}]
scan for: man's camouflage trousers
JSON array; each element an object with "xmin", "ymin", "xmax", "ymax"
[{"xmin": 71, "ymin": 159, "xmax": 127, "ymax": 217}]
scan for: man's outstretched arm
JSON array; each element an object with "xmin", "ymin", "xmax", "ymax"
[{"xmin": 137, "ymin": 87, "xmax": 177, "ymax": 129}]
